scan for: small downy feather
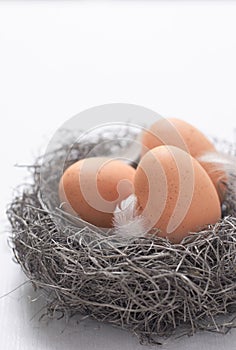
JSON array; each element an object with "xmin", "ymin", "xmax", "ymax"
[
  {"xmin": 198, "ymin": 151, "xmax": 236, "ymax": 176},
  {"xmin": 198, "ymin": 151, "xmax": 236, "ymax": 200},
  {"xmin": 113, "ymin": 194, "xmax": 149, "ymax": 238}
]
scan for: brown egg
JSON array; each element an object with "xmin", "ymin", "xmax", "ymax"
[
  {"xmin": 134, "ymin": 145, "xmax": 221, "ymax": 243},
  {"xmin": 59, "ymin": 157, "xmax": 135, "ymax": 228},
  {"xmin": 141, "ymin": 118, "xmax": 226, "ymax": 202}
]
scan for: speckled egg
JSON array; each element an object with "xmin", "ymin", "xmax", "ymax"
[{"xmin": 134, "ymin": 145, "xmax": 221, "ymax": 243}]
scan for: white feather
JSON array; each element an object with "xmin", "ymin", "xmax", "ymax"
[
  {"xmin": 198, "ymin": 151, "xmax": 236, "ymax": 204},
  {"xmin": 113, "ymin": 194, "xmax": 148, "ymax": 238},
  {"xmin": 198, "ymin": 151, "xmax": 236, "ymax": 178}
]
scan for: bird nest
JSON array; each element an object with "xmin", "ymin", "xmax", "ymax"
[{"xmin": 7, "ymin": 130, "xmax": 236, "ymax": 345}]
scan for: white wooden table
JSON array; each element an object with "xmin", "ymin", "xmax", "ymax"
[{"xmin": 0, "ymin": 1, "xmax": 236, "ymax": 349}]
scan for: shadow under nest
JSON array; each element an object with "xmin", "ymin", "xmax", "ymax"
[{"xmin": 7, "ymin": 133, "xmax": 236, "ymax": 345}]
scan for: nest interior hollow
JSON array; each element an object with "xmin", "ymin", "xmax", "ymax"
[{"xmin": 7, "ymin": 131, "xmax": 236, "ymax": 345}]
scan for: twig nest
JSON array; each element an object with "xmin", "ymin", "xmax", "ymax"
[{"xmin": 7, "ymin": 125, "xmax": 236, "ymax": 345}]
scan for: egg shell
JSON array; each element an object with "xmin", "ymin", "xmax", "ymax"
[
  {"xmin": 59, "ymin": 157, "xmax": 135, "ymax": 228},
  {"xmin": 141, "ymin": 117, "xmax": 226, "ymax": 202},
  {"xmin": 134, "ymin": 145, "xmax": 221, "ymax": 243}
]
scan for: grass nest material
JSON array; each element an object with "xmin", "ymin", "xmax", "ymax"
[{"xmin": 7, "ymin": 130, "xmax": 236, "ymax": 345}]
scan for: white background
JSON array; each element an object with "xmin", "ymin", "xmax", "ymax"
[{"xmin": 0, "ymin": 1, "xmax": 236, "ymax": 349}]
